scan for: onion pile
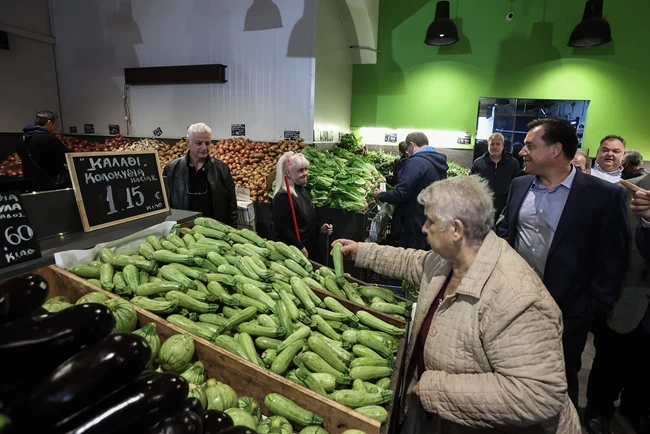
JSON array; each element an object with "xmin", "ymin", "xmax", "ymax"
[
  {"xmin": 214, "ymin": 137, "xmax": 306, "ymax": 202},
  {"xmin": 0, "ymin": 153, "xmax": 23, "ymax": 177},
  {"xmin": 157, "ymin": 139, "xmax": 188, "ymax": 172}
]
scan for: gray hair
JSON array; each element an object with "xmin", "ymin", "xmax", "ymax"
[
  {"xmin": 274, "ymin": 151, "xmax": 310, "ymax": 197},
  {"xmin": 488, "ymin": 133, "xmax": 504, "ymax": 144},
  {"xmin": 405, "ymin": 132, "xmax": 429, "ymax": 148},
  {"xmin": 417, "ymin": 175, "xmax": 494, "ymax": 243},
  {"xmin": 624, "ymin": 150, "xmax": 644, "ymax": 167},
  {"xmin": 187, "ymin": 122, "xmax": 212, "ymax": 138}
]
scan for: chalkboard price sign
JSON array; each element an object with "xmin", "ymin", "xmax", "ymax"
[
  {"xmin": 66, "ymin": 151, "xmax": 170, "ymax": 232},
  {"xmin": 0, "ymin": 191, "xmax": 41, "ymax": 269},
  {"xmin": 231, "ymin": 124, "xmax": 245, "ymax": 136}
]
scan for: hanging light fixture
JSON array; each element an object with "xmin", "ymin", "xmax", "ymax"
[
  {"xmin": 424, "ymin": 1, "xmax": 459, "ymax": 46},
  {"xmin": 568, "ymin": 0, "xmax": 612, "ymax": 47}
]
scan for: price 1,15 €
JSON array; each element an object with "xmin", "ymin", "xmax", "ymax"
[{"xmin": 106, "ymin": 185, "xmax": 145, "ymax": 215}]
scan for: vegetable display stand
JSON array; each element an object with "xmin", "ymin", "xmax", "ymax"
[{"xmin": 33, "ymin": 265, "xmax": 407, "ymax": 434}]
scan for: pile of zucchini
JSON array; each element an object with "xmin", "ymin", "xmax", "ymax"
[
  {"xmin": 0, "ymin": 274, "xmax": 254, "ymax": 434},
  {"xmin": 67, "ymin": 217, "xmax": 410, "ymax": 424}
]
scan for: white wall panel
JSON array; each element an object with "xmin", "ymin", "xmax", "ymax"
[
  {"xmin": 52, "ymin": 0, "xmax": 317, "ymax": 141},
  {"xmin": 313, "ymin": 0, "xmax": 352, "ymax": 140}
]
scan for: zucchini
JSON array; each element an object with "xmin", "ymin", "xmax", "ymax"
[
  {"xmin": 258, "ymin": 314, "xmax": 279, "ymax": 328},
  {"xmin": 262, "ymin": 349, "xmax": 277, "ymax": 367},
  {"xmin": 295, "ymin": 366, "xmax": 328, "ymax": 396},
  {"xmin": 370, "ymin": 301, "xmax": 407, "ymax": 316},
  {"xmin": 265, "ymin": 393, "xmax": 323, "ymax": 427},
  {"xmin": 311, "ymin": 373, "xmax": 337, "ymax": 392},
  {"xmin": 192, "ymin": 224, "xmax": 228, "ymax": 240},
  {"xmin": 217, "ymin": 306, "xmax": 257, "ymax": 334},
  {"xmin": 276, "ymin": 326, "xmax": 311, "ymax": 352},
  {"xmin": 270, "ymin": 339, "xmax": 307, "ymax": 375},
  {"xmin": 270, "ymin": 273, "xmax": 289, "ymax": 284},
  {"xmin": 138, "ymin": 242, "xmax": 155, "ymax": 260},
  {"xmin": 122, "ymin": 264, "xmax": 140, "ymax": 291},
  {"xmin": 165, "ymin": 290, "xmax": 219, "ymax": 313},
  {"xmin": 285, "ymin": 259, "xmax": 310, "ymax": 278},
  {"xmin": 192, "ymin": 232, "xmax": 205, "ymax": 241},
  {"xmin": 298, "ymin": 352, "xmax": 350, "ymax": 385},
  {"xmin": 197, "ymin": 237, "xmax": 231, "ymax": 250},
  {"xmin": 99, "ymin": 263, "xmax": 115, "ymax": 291},
  {"xmin": 223, "ymin": 306, "xmax": 243, "ymax": 318},
  {"xmin": 69, "ymin": 265, "xmax": 101, "ymax": 279},
  {"xmin": 206, "ymin": 281, "xmax": 239, "ymax": 306},
  {"xmin": 152, "ymin": 250, "xmax": 196, "ymax": 266},
  {"xmin": 183, "ymin": 234, "xmax": 197, "ymax": 248},
  {"xmin": 357, "ymin": 286, "xmax": 396, "ymax": 303},
  {"xmin": 352, "ymin": 345, "xmax": 385, "ymax": 360},
  {"xmin": 349, "ymin": 366, "xmax": 392, "ymax": 381},
  {"xmin": 159, "ymin": 265, "xmax": 196, "ymax": 290},
  {"xmin": 238, "ymin": 228, "xmax": 266, "ymax": 248},
  {"xmin": 207, "ymin": 251, "xmax": 230, "ymax": 267},
  {"xmin": 193, "ymin": 279, "xmax": 208, "ymax": 294},
  {"xmin": 303, "ymin": 277, "xmax": 325, "ymax": 292},
  {"xmin": 232, "ymin": 293, "xmax": 270, "ymax": 313},
  {"xmin": 311, "ymin": 314, "xmax": 342, "ymax": 342},
  {"xmin": 276, "ymin": 300, "xmax": 294, "ymax": 337},
  {"xmin": 167, "ymin": 263, "xmax": 206, "ymax": 281},
  {"xmin": 237, "ymin": 322, "xmax": 285, "ymax": 338},
  {"xmin": 186, "ymin": 289, "xmax": 219, "ymax": 303},
  {"xmin": 342, "ymin": 330, "xmax": 358, "ymax": 345},
  {"xmin": 199, "ymin": 313, "xmax": 228, "ymax": 326},
  {"xmin": 291, "ymin": 277, "xmax": 317, "ymax": 315},
  {"xmin": 228, "ymin": 232, "xmax": 251, "ymax": 245},
  {"xmin": 342, "ymin": 283, "xmax": 366, "ymax": 306},
  {"xmin": 146, "ymin": 235, "xmax": 163, "ymax": 251},
  {"xmin": 353, "ymin": 379, "xmax": 368, "ymax": 392},
  {"xmin": 87, "ymin": 278, "xmax": 102, "ymax": 287},
  {"xmin": 139, "ymin": 271, "xmax": 149, "ymax": 285},
  {"xmin": 307, "ymin": 335, "xmax": 348, "ymax": 374},
  {"xmin": 355, "ymin": 406, "xmax": 388, "ymax": 423},
  {"xmin": 286, "ymin": 370, "xmax": 307, "ymax": 388},
  {"xmin": 317, "ymin": 267, "xmax": 336, "ymax": 279},
  {"xmin": 98, "ymin": 248, "xmax": 115, "ymax": 263},
  {"xmin": 235, "ymin": 257, "xmax": 259, "ymax": 280},
  {"xmin": 376, "ymin": 377, "xmax": 391, "ymax": 390},
  {"xmin": 315, "ymin": 308, "xmax": 349, "ymax": 322},
  {"xmin": 166, "ymin": 233, "xmax": 185, "ymax": 249},
  {"xmin": 134, "ymin": 281, "xmax": 185, "ymax": 297},
  {"xmin": 312, "ymin": 333, "xmax": 353, "ymax": 361},
  {"xmin": 160, "ymin": 239, "xmax": 178, "ymax": 252},
  {"xmin": 218, "ymin": 264, "xmax": 244, "ymax": 277},
  {"xmin": 89, "ymin": 260, "xmax": 103, "ymax": 268},
  {"xmin": 237, "ymin": 332, "xmax": 266, "ymax": 367},
  {"xmin": 357, "ymin": 311, "xmax": 405, "ymax": 336},
  {"xmin": 323, "ymin": 297, "xmax": 358, "ymax": 323},
  {"xmin": 241, "ymin": 284, "xmax": 276, "ymax": 312},
  {"xmin": 277, "ymin": 289, "xmax": 301, "ymax": 321},
  {"xmin": 243, "ymin": 256, "xmax": 272, "ymax": 280},
  {"xmin": 130, "ymin": 296, "xmax": 178, "ymax": 314},
  {"xmin": 110, "ymin": 255, "xmax": 158, "ymax": 273},
  {"xmin": 113, "ymin": 272, "xmax": 127, "ymax": 292},
  {"xmin": 332, "ymin": 242, "xmax": 346, "ymax": 286},
  {"xmin": 255, "ymin": 336, "xmax": 283, "ymax": 351},
  {"xmin": 188, "ymin": 245, "xmax": 225, "ymax": 258},
  {"xmin": 274, "ymin": 241, "xmax": 305, "ymax": 263},
  {"xmin": 214, "ymin": 335, "xmax": 250, "ymax": 361},
  {"xmin": 356, "ymin": 330, "xmax": 393, "ymax": 359},
  {"xmin": 330, "ymin": 389, "xmax": 393, "ymax": 408},
  {"xmin": 234, "ymin": 275, "xmax": 271, "ymax": 292},
  {"xmin": 269, "ymin": 262, "xmax": 300, "ymax": 278},
  {"xmin": 363, "ymin": 382, "xmax": 382, "ymax": 394},
  {"xmin": 323, "ymin": 277, "xmax": 346, "ymax": 298},
  {"xmin": 194, "ymin": 217, "xmax": 231, "ymax": 233},
  {"xmin": 167, "ymin": 314, "xmax": 216, "ymax": 341},
  {"xmin": 169, "ymin": 223, "xmax": 181, "ymax": 236}
]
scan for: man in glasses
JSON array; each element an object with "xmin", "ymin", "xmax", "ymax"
[{"xmin": 163, "ymin": 123, "xmax": 237, "ymax": 226}]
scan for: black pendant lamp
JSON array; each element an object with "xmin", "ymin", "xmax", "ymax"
[
  {"xmin": 424, "ymin": 1, "xmax": 459, "ymax": 46},
  {"xmin": 568, "ymin": 0, "xmax": 612, "ymax": 47}
]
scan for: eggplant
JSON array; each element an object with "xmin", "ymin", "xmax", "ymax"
[
  {"xmin": 179, "ymin": 397, "xmax": 205, "ymax": 418},
  {"xmin": 219, "ymin": 427, "xmax": 257, "ymax": 434},
  {"xmin": 0, "ymin": 304, "xmax": 115, "ymax": 402},
  {"xmin": 0, "ymin": 274, "xmax": 49, "ymax": 324},
  {"xmin": 146, "ymin": 410, "xmax": 203, "ymax": 434},
  {"xmin": 202, "ymin": 410, "xmax": 233, "ymax": 434},
  {"xmin": 52, "ymin": 373, "xmax": 189, "ymax": 434},
  {"xmin": 10, "ymin": 334, "xmax": 151, "ymax": 429}
]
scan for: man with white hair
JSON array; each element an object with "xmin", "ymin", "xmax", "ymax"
[
  {"xmin": 470, "ymin": 132, "xmax": 520, "ymax": 222},
  {"xmin": 163, "ymin": 123, "xmax": 237, "ymax": 226}
]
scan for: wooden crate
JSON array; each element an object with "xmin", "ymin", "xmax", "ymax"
[{"xmin": 35, "ymin": 265, "xmax": 406, "ymax": 434}]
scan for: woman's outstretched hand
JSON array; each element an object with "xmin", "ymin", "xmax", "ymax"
[{"xmin": 331, "ymin": 239, "xmax": 359, "ymax": 261}]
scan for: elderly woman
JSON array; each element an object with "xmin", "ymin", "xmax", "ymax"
[
  {"xmin": 334, "ymin": 176, "xmax": 580, "ymax": 434},
  {"xmin": 272, "ymin": 151, "xmax": 333, "ymax": 260}
]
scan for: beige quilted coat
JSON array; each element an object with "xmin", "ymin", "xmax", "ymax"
[{"xmin": 356, "ymin": 231, "xmax": 581, "ymax": 434}]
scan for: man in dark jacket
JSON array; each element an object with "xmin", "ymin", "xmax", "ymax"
[
  {"xmin": 622, "ymin": 150, "xmax": 647, "ymax": 180},
  {"xmin": 470, "ymin": 132, "xmax": 520, "ymax": 221},
  {"xmin": 497, "ymin": 118, "xmax": 628, "ymax": 409},
  {"xmin": 17, "ymin": 110, "xmax": 71, "ymax": 191},
  {"xmin": 375, "ymin": 132, "xmax": 448, "ymax": 250},
  {"xmin": 163, "ymin": 122, "xmax": 237, "ymax": 226}
]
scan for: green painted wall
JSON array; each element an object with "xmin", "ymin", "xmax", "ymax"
[{"xmin": 351, "ymin": 0, "xmax": 650, "ymax": 155}]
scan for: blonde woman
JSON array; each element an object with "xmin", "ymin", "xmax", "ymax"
[{"xmin": 272, "ymin": 151, "xmax": 333, "ymax": 259}]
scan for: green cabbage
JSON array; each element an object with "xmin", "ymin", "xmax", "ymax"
[
  {"xmin": 224, "ymin": 408, "xmax": 257, "ymax": 430},
  {"xmin": 188, "ymin": 383, "xmax": 208, "ymax": 410},
  {"xmin": 159, "ymin": 333, "xmax": 195, "ymax": 373},
  {"xmin": 257, "ymin": 415, "xmax": 293, "ymax": 434},
  {"xmin": 238, "ymin": 396, "xmax": 261, "ymax": 423},
  {"xmin": 103, "ymin": 299, "xmax": 137, "ymax": 333}
]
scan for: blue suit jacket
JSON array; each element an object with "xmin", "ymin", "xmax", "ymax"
[{"xmin": 497, "ymin": 170, "xmax": 628, "ymax": 332}]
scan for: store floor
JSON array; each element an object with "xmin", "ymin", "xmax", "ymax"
[{"xmin": 579, "ymin": 334, "xmax": 636, "ymax": 434}]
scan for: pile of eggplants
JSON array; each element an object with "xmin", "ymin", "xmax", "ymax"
[{"xmin": 0, "ymin": 275, "xmax": 256, "ymax": 434}]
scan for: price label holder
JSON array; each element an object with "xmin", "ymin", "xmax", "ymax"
[
  {"xmin": 284, "ymin": 130, "xmax": 300, "ymax": 140},
  {"xmin": 66, "ymin": 151, "xmax": 170, "ymax": 232},
  {"xmin": 0, "ymin": 191, "xmax": 41, "ymax": 269}
]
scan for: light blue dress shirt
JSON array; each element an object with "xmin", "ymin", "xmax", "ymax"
[{"xmin": 515, "ymin": 167, "xmax": 577, "ymax": 277}]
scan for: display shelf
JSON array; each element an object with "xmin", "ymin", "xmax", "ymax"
[{"xmin": 34, "ymin": 265, "xmax": 407, "ymax": 434}]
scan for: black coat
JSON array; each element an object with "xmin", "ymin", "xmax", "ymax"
[
  {"xmin": 497, "ymin": 170, "xmax": 628, "ymax": 333},
  {"xmin": 17, "ymin": 126, "xmax": 71, "ymax": 191},
  {"xmin": 470, "ymin": 152, "xmax": 520, "ymax": 219},
  {"xmin": 377, "ymin": 148, "xmax": 448, "ymax": 250},
  {"xmin": 163, "ymin": 155, "xmax": 237, "ymax": 226},
  {"xmin": 271, "ymin": 185, "xmax": 320, "ymax": 253}
]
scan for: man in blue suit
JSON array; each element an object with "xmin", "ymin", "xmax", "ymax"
[
  {"xmin": 375, "ymin": 132, "xmax": 448, "ymax": 250},
  {"xmin": 497, "ymin": 118, "xmax": 628, "ymax": 409}
]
